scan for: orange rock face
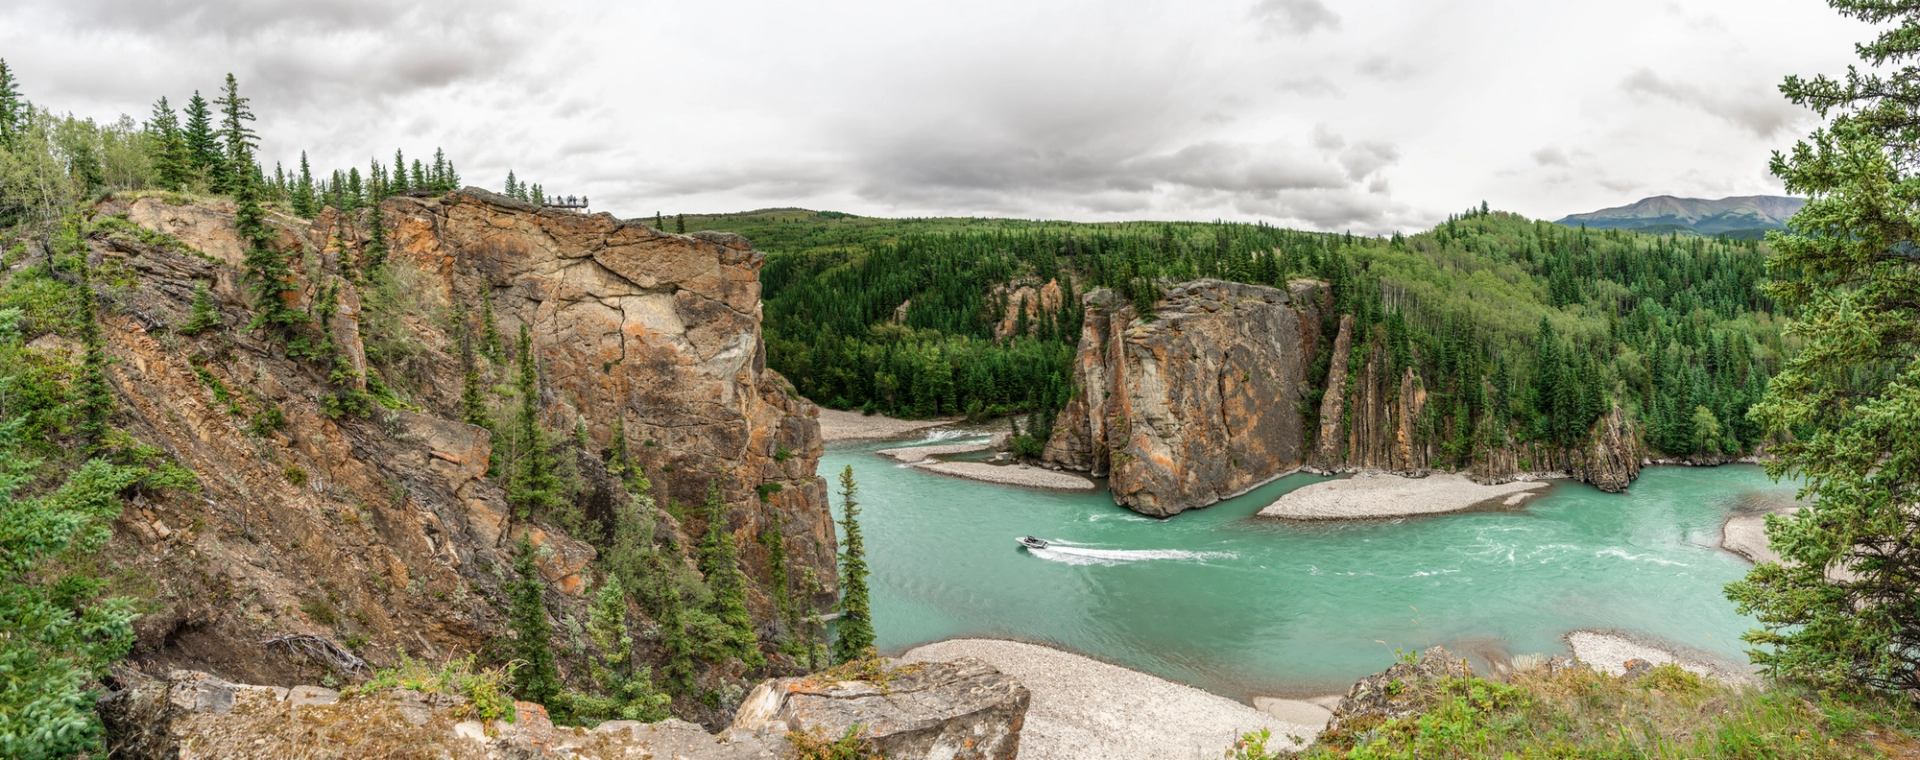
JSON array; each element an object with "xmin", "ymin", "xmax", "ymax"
[{"xmin": 1043, "ymin": 279, "xmax": 1329, "ymax": 516}]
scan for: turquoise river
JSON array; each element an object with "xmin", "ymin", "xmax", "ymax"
[{"xmin": 820, "ymin": 433, "xmax": 1796, "ymax": 699}]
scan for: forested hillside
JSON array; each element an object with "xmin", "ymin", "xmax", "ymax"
[{"xmin": 691, "ymin": 204, "xmax": 1785, "ymax": 464}]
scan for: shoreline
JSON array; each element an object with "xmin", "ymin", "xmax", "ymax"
[
  {"xmin": 1564, "ymin": 629, "xmax": 1755, "ymax": 685},
  {"xmin": 1258, "ymin": 471, "xmax": 1549, "ymax": 521},
  {"xmin": 911, "ymin": 460, "xmax": 1098, "ymax": 490},
  {"xmin": 816, "ymin": 408, "xmax": 961, "ymax": 442},
  {"xmin": 901, "ymin": 638, "xmax": 1330, "ymax": 760}
]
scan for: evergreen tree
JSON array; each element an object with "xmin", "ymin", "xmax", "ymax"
[
  {"xmin": 181, "ymin": 90, "xmax": 219, "ymax": 185},
  {"xmin": 292, "ymin": 151, "xmax": 316, "ymax": 218},
  {"xmin": 504, "ymin": 170, "xmax": 520, "ymax": 199},
  {"xmin": 62, "ymin": 218, "xmax": 113, "ymax": 453},
  {"xmin": 145, "ymin": 96, "xmax": 190, "ymax": 189},
  {"xmin": 177, "ymin": 281, "xmax": 222, "ymax": 335},
  {"xmin": 362, "ymin": 194, "xmax": 388, "ymax": 274},
  {"xmin": 508, "ymin": 537, "xmax": 560, "ymax": 706},
  {"xmin": 584, "ymin": 575, "xmax": 670, "ymax": 721},
  {"xmin": 459, "ymin": 322, "xmax": 489, "ymax": 429},
  {"xmin": 697, "ymin": 483, "xmax": 762, "ymax": 668},
  {"xmin": 675, "ymin": 214, "xmax": 685, "ymax": 234},
  {"xmin": 212, "ymin": 73, "xmax": 258, "ymax": 195},
  {"xmin": 1728, "ymin": 0, "xmax": 1920, "ymax": 695},
  {"xmin": 831, "ymin": 466, "xmax": 875, "ymax": 663},
  {"xmin": 648, "ymin": 545, "xmax": 697, "ymax": 692},
  {"xmin": 0, "ymin": 58, "xmax": 23, "ymax": 150},
  {"xmin": 508, "ymin": 325, "xmax": 561, "ymax": 517},
  {"xmin": 390, "ymin": 149, "xmax": 408, "ymax": 194}
]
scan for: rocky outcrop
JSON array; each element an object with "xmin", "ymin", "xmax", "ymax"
[
  {"xmin": 82, "ymin": 188, "xmax": 832, "ymax": 690},
  {"xmin": 381, "ymin": 190, "xmax": 835, "ymax": 607},
  {"xmin": 991, "ymin": 277, "xmax": 1066, "ymax": 340},
  {"xmin": 733, "ymin": 658, "xmax": 1030, "ymax": 759},
  {"xmin": 105, "ymin": 660, "xmax": 1029, "ymax": 759},
  {"xmin": 1043, "ymin": 278, "xmax": 1328, "ymax": 516},
  {"xmin": 1322, "ymin": 646, "xmax": 1473, "ymax": 739}
]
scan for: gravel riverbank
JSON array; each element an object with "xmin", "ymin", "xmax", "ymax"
[
  {"xmin": 1259, "ymin": 471, "xmax": 1548, "ymax": 520},
  {"xmin": 914, "ymin": 461, "xmax": 1098, "ymax": 490},
  {"xmin": 1564, "ymin": 630, "xmax": 1751, "ymax": 684},
  {"xmin": 817, "ymin": 408, "xmax": 959, "ymax": 442},
  {"xmin": 902, "ymin": 639, "xmax": 1326, "ymax": 760}
]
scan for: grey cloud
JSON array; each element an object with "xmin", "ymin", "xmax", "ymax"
[
  {"xmin": 1251, "ymin": 0, "xmax": 1340, "ymax": 36},
  {"xmin": 1621, "ymin": 68, "xmax": 1801, "ymax": 137},
  {"xmin": 1357, "ymin": 55, "xmax": 1417, "ymax": 82},
  {"xmin": 1531, "ymin": 146, "xmax": 1570, "ymax": 167},
  {"xmin": 1276, "ymin": 76, "xmax": 1342, "ymax": 98}
]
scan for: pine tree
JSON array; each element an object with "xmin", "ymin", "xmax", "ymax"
[
  {"xmin": 508, "ymin": 325, "xmax": 561, "ymax": 517},
  {"xmin": 831, "ymin": 466, "xmax": 875, "ymax": 663},
  {"xmin": 181, "ymin": 91, "xmax": 219, "ymax": 186},
  {"xmin": 508, "ymin": 538, "xmax": 560, "ymax": 706},
  {"xmin": 145, "ymin": 97, "xmax": 190, "ymax": 189},
  {"xmin": 238, "ymin": 150, "xmax": 299, "ymax": 333},
  {"xmin": 697, "ymin": 482, "xmax": 762, "ymax": 668},
  {"xmin": 0, "ymin": 58, "xmax": 24, "ymax": 150},
  {"xmin": 212, "ymin": 73, "xmax": 258, "ymax": 195},
  {"xmin": 675, "ymin": 214, "xmax": 685, "ymax": 234},
  {"xmin": 504, "ymin": 170, "xmax": 520, "ymax": 199},
  {"xmin": 292, "ymin": 151, "xmax": 316, "ymax": 218},
  {"xmin": 1728, "ymin": 0, "xmax": 1920, "ymax": 695}
]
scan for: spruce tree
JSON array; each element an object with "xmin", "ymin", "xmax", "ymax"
[
  {"xmin": 1728, "ymin": 0, "xmax": 1920, "ymax": 694},
  {"xmin": 390, "ymin": 149, "xmax": 408, "ymax": 194},
  {"xmin": 648, "ymin": 545, "xmax": 697, "ymax": 692},
  {"xmin": 362, "ymin": 195, "xmax": 388, "ymax": 274},
  {"xmin": 831, "ymin": 465, "xmax": 875, "ymax": 663},
  {"xmin": 181, "ymin": 91, "xmax": 219, "ymax": 186},
  {"xmin": 459, "ymin": 321, "xmax": 489, "ymax": 429},
  {"xmin": 63, "ymin": 218, "xmax": 113, "ymax": 453},
  {"xmin": 508, "ymin": 538, "xmax": 560, "ymax": 706},
  {"xmin": 145, "ymin": 97, "xmax": 190, "ymax": 190},
  {"xmin": 292, "ymin": 151, "xmax": 316, "ymax": 218},
  {"xmin": 0, "ymin": 58, "xmax": 23, "ymax": 150},
  {"xmin": 585, "ymin": 575, "xmax": 670, "ymax": 721},
  {"xmin": 504, "ymin": 170, "xmax": 520, "ymax": 198},
  {"xmin": 508, "ymin": 325, "xmax": 561, "ymax": 517},
  {"xmin": 697, "ymin": 483, "xmax": 762, "ymax": 669},
  {"xmin": 212, "ymin": 73, "xmax": 258, "ymax": 195},
  {"xmin": 178, "ymin": 282, "xmax": 221, "ymax": 335}
]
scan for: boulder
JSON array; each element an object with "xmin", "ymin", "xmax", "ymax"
[{"xmin": 732, "ymin": 658, "xmax": 1030, "ymax": 760}]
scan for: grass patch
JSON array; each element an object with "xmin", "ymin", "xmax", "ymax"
[
  {"xmin": 1294, "ymin": 665, "xmax": 1920, "ymax": 759},
  {"xmin": 350, "ymin": 655, "xmax": 518, "ymax": 723}
]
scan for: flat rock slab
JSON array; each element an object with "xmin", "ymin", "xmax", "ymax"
[{"xmin": 1259, "ymin": 471, "xmax": 1547, "ymax": 520}]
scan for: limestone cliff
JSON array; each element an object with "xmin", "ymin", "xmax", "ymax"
[
  {"xmin": 84, "ymin": 189, "xmax": 832, "ymax": 690},
  {"xmin": 1042, "ymin": 279, "xmax": 1328, "ymax": 516}
]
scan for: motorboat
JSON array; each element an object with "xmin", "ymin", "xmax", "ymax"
[{"xmin": 1017, "ymin": 535, "xmax": 1049, "ymax": 550}]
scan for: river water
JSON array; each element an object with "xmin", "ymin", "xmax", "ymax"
[{"xmin": 821, "ymin": 433, "xmax": 1794, "ymax": 698}]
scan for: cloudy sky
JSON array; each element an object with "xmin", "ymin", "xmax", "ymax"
[{"xmin": 0, "ymin": 0, "xmax": 1868, "ymax": 233}]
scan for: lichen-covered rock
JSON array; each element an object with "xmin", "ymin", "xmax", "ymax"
[
  {"xmin": 104, "ymin": 662, "xmax": 1028, "ymax": 760},
  {"xmin": 1043, "ymin": 278, "xmax": 1328, "ymax": 516},
  {"xmin": 732, "ymin": 658, "xmax": 1030, "ymax": 760}
]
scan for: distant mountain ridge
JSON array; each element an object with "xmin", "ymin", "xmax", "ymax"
[{"xmin": 1555, "ymin": 195, "xmax": 1803, "ymax": 239}]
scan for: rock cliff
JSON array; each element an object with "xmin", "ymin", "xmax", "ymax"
[
  {"xmin": 1042, "ymin": 278, "xmax": 1328, "ymax": 516},
  {"xmin": 84, "ymin": 189, "xmax": 831, "ymax": 690},
  {"xmin": 1048, "ymin": 278, "xmax": 1648, "ymax": 515}
]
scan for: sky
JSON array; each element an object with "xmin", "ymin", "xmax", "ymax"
[{"xmin": 0, "ymin": 0, "xmax": 1870, "ymax": 234}]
